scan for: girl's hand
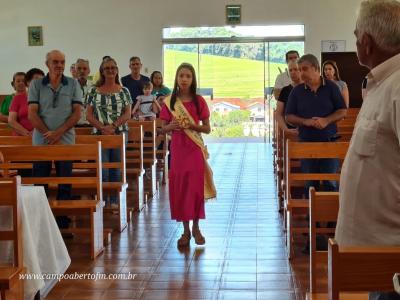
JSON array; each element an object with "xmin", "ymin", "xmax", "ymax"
[{"xmin": 168, "ymin": 120, "xmax": 181, "ymax": 131}]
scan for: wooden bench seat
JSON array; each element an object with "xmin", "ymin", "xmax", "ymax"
[{"xmin": 0, "ymin": 144, "xmax": 104, "ymax": 259}]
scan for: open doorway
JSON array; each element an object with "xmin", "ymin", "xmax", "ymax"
[{"xmin": 163, "ymin": 26, "xmax": 304, "ymax": 142}]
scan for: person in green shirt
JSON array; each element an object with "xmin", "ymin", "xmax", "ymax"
[
  {"xmin": 0, "ymin": 72, "xmax": 26, "ymax": 123},
  {"xmin": 150, "ymin": 71, "xmax": 171, "ymax": 97}
]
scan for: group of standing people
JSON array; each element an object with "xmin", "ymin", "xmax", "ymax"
[
  {"xmin": 274, "ymin": 50, "xmax": 347, "ymax": 194},
  {"xmin": 274, "ymin": 1, "xmax": 400, "ymax": 299},
  {"xmin": 1, "ymin": 50, "xmax": 216, "ymax": 247}
]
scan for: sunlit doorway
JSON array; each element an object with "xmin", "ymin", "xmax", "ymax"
[{"xmin": 162, "ymin": 26, "xmax": 304, "ymax": 142}]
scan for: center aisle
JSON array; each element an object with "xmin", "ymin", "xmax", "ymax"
[{"xmin": 48, "ymin": 143, "xmax": 302, "ymax": 300}]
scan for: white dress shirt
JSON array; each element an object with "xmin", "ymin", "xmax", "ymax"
[
  {"xmin": 335, "ymin": 53, "xmax": 400, "ymax": 246},
  {"xmin": 274, "ymin": 70, "xmax": 291, "ymax": 90}
]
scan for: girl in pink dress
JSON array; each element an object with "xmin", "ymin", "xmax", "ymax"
[{"xmin": 160, "ymin": 63, "xmax": 211, "ymax": 247}]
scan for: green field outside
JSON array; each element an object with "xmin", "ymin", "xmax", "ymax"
[{"xmin": 164, "ymin": 49, "xmax": 287, "ymax": 99}]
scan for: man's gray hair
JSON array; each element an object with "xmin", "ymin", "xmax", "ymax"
[
  {"xmin": 298, "ymin": 54, "xmax": 320, "ymax": 71},
  {"xmin": 356, "ymin": 0, "xmax": 400, "ymax": 52},
  {"xmin": 76, "ymin": 58, "xmax": 90, "ymax": 65},
  {"xmin": 45, "ymin": 50, "xmax": 65, "ymax": 63}
]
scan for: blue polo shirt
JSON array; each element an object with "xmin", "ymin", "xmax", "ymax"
[
  {"xmin": 121, "ymin": 74, "xmax": 150, "ymax": 106},
  {"xmin": 28, "ymin": 74, "xmax": 83, "ymax": 145},
  {"xmin": 285, "ymin": 78, "xmax": 346, "ymax": 141}
]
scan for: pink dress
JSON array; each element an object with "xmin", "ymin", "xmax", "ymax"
[{"xmin": 160, "ymin": 96, "xmax": 210, "ymax": 222}]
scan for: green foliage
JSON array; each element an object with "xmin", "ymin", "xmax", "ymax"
[
  {"xmin": 164, "ymin": 49, "xmax": 287, "ymax": 98},
  {"xmin": 165, "ymin": 27, "xmax": 303, "ymax": 63},
  {"xmin": 210, "ymin": 110, "xmax": 249, "ymax": 137},
  {"xmin": 225, "ymin": 125, "xmax": 244, "ymax": 137},
  {"xmin": 226, "ymin": 110, "xmax": 251, "ymax": 124}
]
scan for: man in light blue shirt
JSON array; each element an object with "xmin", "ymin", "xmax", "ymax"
[{"xmin": 28, "ymin": 50, "xmax": 82, "ymax": 227}]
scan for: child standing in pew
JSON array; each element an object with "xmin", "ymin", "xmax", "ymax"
[
  {"xmin": 131, "ymin": 82, "xmax": 160, "ymax": 121},
  {"xmin": 159, "ymin": 63, "xmax": 216, "ymax": 248}
]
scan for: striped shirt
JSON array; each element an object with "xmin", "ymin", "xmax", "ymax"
[{"xmin": 86, "ymin": 86, "xmax": 132, "ymax": 134}]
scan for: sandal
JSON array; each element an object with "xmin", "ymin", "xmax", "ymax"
[
  {"xmin": 177, "ymin": 232, "xmax": 191, "ymax": 247},
  {"xmin": 192, "ymin": 229, "xmax": 205, "ymax": 245}
]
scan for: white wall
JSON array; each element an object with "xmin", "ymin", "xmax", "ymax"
[{"xmin": 0, "ymin": 0, "xmax": 363, "ymax": 93}]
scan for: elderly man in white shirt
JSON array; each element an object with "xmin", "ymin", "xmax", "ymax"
[
  {"xmin": 335, "ymin": 1, "xmax": 400, "ymax": 299},
  {"xmin": 273, "ymin": 50, "xmax": 299, "ymax": 99}
]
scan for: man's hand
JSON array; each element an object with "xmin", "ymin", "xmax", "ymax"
[
  {"xmin": 101, "ymin": 125, "xmax": 116, "ymax": 135},
  {"xmin": 284, "ymin": 128, "xmax": 298, "ymax": 135},
  {"xmin": 312, "ymin": 117, "xmax": 330, "ymax": 129},
  {"xmin": 43, "ymin": 130, "xmax": 62, "ymax": 144},
  {"xmin": 302, "ymin": 118, "xmax": 317, "ymax": 127}
]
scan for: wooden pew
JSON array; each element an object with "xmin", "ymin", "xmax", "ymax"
[
  {"xmin": 126, "ymin": 126, "xmax": 145, "ymax": 213},
  {"xmin": 285, "ymin": 140, "xmax": 349, "ymax": 259},
  {"xmin": 0, "ymin": 129, "xmax": 13, "ymax": 136},
  {"xmin": 75, "ymin": 135, "xmax": 128, "ymax": 233},
  {"xmin": 74, "ymin": 127, "xmax": 93, "ymax": 135},
  {"xmin": 0, "ymin": 144, "xmax": 104, "ymax": 259},
  {"xmin": 309, "ymin": 188, "xmax": 339, "ymax": 295},
  {"xmin": 0, "ymin": 176, "xmax": 24, "ymax": 300},
  {"xmin": 0, "ymin": 137, "xmax": 31, "ymax": 146},
  {"xmin": 326, "ymin": 239, "xmax": 400, "ymax": 300},
  {"xmin": 0, "ymin": 123, "xmax": 9, "ymax": 129},
  {"xmin": 280, "ymin": 131, "xmax": 299, "ymax": 231},
  {"xmin": 127, "ymin": 120, "xmax": 157, "ymax": 199},
  {"xmin": 155, "ymin": 119, "xmax": 169, "ymax": 186}
]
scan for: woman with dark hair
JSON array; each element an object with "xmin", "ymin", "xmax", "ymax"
[
  {"xmin": 86, "ymin": 57, "xmax": 132, "ymax": 205},
  {"xmin": 150, "ymin": 71, "xmax": 171, "ymax": 115},
  {"xmin": 150, "ymin": 71, "xmax": 171, "ymax": 97},
  {"xmin": 160, "ymin": 63, "xmax": 216, "ymax": 248},
  {"xmin": 322, "ymin": 60, "xmax": 350, "ymax": 107}
]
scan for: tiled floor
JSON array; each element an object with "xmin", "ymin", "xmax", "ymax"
[{"xmin": 47, "ymin": 143, "xmax": 310, "ymax": 300}]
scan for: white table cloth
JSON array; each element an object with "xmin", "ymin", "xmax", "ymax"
[{"xmin": 0, "ymin": 185, "xmax": 71, "ymax": 300}]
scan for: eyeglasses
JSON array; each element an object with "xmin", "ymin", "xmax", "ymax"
[{"xmin": 52, "ymin": 89, "xmax": 60, "ymax": 108}]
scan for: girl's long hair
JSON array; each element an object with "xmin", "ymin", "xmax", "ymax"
[
  {"xmin": 95, "ymin": 57, "xmax": 121, "ymax": 87},
  {"xmin": 170, "ymin": 63, "xmax": 199, "ymax": 113}
]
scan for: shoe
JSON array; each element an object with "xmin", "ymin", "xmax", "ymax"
[
  {"xmin": 192, "ymin": 229, "xmax": 205, "ymax": 245},
  {"xmin": 177, "ymin": 232, "xmax": 191, "ymax": 247}
]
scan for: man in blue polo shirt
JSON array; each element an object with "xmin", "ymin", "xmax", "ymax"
[
  {"xmin": 121, "ymin": 56, "xmax": 150, "ymax": 107},
  {"xmin": 28, "ymin": 50, "xmax": 82, "ymax": 227},
  {"xmin": 285, "ymin": 54, "xmax": 347, "ymax": 193}
]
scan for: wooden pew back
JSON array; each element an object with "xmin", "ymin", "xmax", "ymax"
[
  {"xmin": 285, "ymin": 140, "xmax": 348, "ymax": 258},
  {"xmin": 0, "ymin": 144, "xmax": 102, "ymax": 198},
  {"xmin": 0, "ymin": 136, "xmax": 31, "ymax": 146},
  {"xmin": 309, "ymin": 187, "xmax": 340, "ymax": 293},
  {"xmin": 328, "ymin": 239, "xmax": 400, "ymax": 300},
  {"xmin": 76, "ymin": 134, "xmax": 126, "ymax": 183},
  {"xmin": 0, "ymin": 176, "xmax": 24, "ymax": 300},
  {"xmin": 75, "ymin": 127, "xmax": 93, "ymax": 135},
  {"xmin": 0, "ymin": 129, "xmax": 13, "ymax": 136},
  {"xmin": 0, "ymin": 176, "xmax": 22, "ymax": 268}
]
